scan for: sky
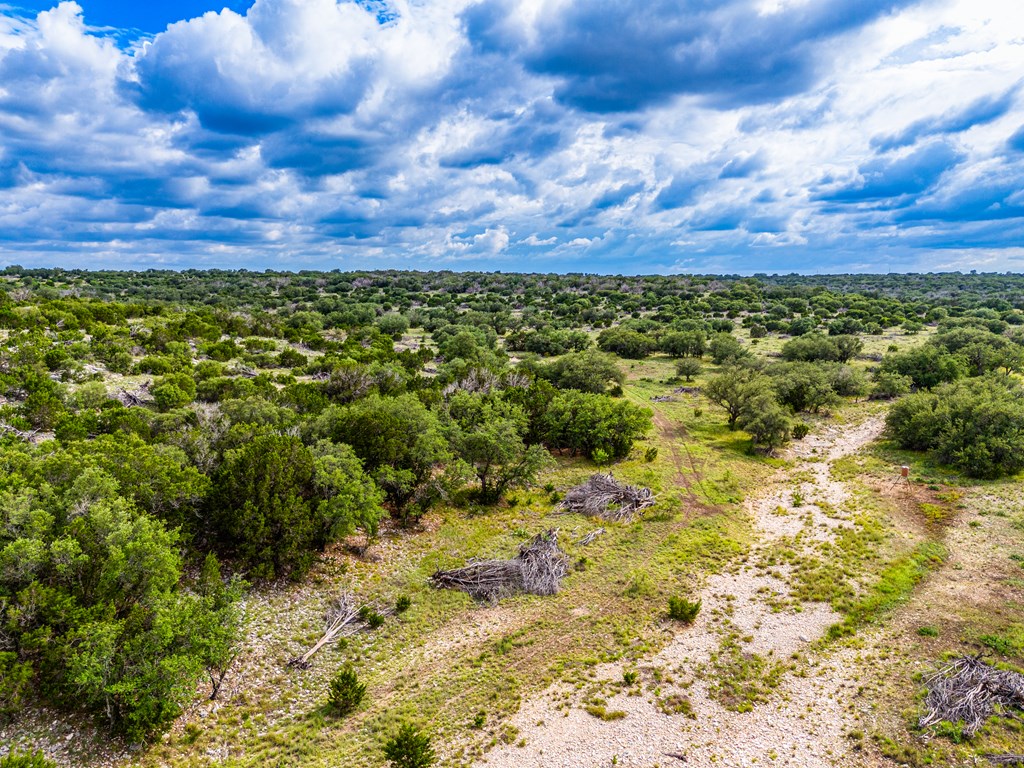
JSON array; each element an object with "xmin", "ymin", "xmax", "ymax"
[{"xmin": 0, "ymin": 0, "xmax": 1023, "ymax": 275}]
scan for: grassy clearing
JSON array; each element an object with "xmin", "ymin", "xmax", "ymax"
[{"xmin": 136, "ymin": 361, "xmax": 776, "ymax": 768}]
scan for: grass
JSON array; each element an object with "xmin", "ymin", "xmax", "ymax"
[
  {"xmin": 42, "ymin": 328, "xmax": 1012, "ymax": 768},
  {"xmin": 825, "ymin": 541, "xmax": 947, "ymax": 641},
  {"xmin": 135, "ymin": 358, "xmax": 776, "ymax": 768}
]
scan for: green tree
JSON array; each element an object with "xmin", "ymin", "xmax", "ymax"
[
  {"xmin": 310, "ymin": 395, "xmax": 450, "ymax": 520},
  {"xmin": 771, "ymin": 362, "xmax": 839, "ymax": 413},
  {"xmin": 539, "ymin": 349, "xmax": 624, "ymax": 394},
  {"xmin": 211, "ymin": 434, "xmax": 323, "ymax": 579},
  {"xmin": 886, "ymin": 375, "xmax": 1024, "ymax": 479},
  {"xmin": 708, "ymin": 333, "xmax": 748, "ymax": 364},
  {"xmin": 541, "ymin": 390, "xmax": 652, "ymax": 459},
  {"xmin": 384, "ymin": 723, "xmax": 436, "ymax": 768},
  {"xmin": 446, "ymin": 396, "xmax": 553, "ymax": 503},
  {"xmin": 738, "ymin": 393, "xmax": 791, "ymax": 452},
  {"xmin": 596, "ymin": 327, "xmax": 655, "ymax": 359},
  {"xmin": 660, "ymin": 331, "xmax": 706, "ymax": 358},
  {"xmin": 704, "ymin": 366, "xmax": 772, "ymax": 429},
  {"xmin": 675, "ymin": 358, "xmax": 702, "ymax": 381}
]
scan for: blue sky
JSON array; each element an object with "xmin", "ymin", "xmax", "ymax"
[{"xmin": 0, "ymin": 0, "xmax": 1023, "ymax": 274}]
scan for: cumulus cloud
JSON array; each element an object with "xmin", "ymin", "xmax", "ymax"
[{"xmin": 0, "ymin": 0, "xmax": 1023, "ymax": 272}]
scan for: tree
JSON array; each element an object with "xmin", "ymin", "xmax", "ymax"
[
  {"xmin": 211, "ymin": 434, "xmax": 324, "ymax": 578},
  {"xmin": 771, "ymin": 362, "xmax": 839, "ymax": 413},
  {"xmin": 703, "ymin": 366, "xmax": 772, "ymax": 429},
  {"xmin": 738, "ymin": 393, "xmax": 791, "ymax": 452},
  {"xmin": 675, "ymin": 358, "xmax": 702, "ymax": 381},
  {"xmin": 446, "ymin": 395, "xmax": 552, "ymax": 503},
  {"xmin": 190, "ymin": 553, "xmax": 245, "ymax": 700},
  {"xmin": 539, "ymin": 349, "xmax": 624, "ymax": 394},
  {"xmin": 886, "ymin": 375, "xmax": 1024, "ymax": 479},
  {"xmin": 541, "ymin": 390, "xmax": 652, "ymax": 460},
  {"xmin": 311, "ymin": 440, "xmax": 387, "ymax": 539},
  {"xmin": 596, "ymin": 327, "xmax": 655, "ymax": 359},
  {"xmin": 708, "ymin": 333, "xmax": 748, "ymax": 364},
  {"xmin": 870, "ymin": 371, "xmax": 912, "ymax": 400},
  {"xmin": 310, "ymin": 394, "xmax": 450, "ymax": 520},
  {"xmin": 384, "ymin": 723, "xmax": 436, "ymax": 768},
  {"xmin": 660, "ymin": 331, "xmax": 706, "ymax": 358},
  {"xmin": 878, "ymin": 346, "xmax": 967, "ymax": 390}
]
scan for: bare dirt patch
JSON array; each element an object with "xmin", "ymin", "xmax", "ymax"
[{"xmin": 477, "ymin": 417, "xmax": 889, "ymax": 768}]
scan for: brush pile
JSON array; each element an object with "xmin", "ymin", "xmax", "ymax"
[
  {"xmin": 559, "ymin": 474, "xmax": 655, "ymax": 522},
  {"xmin": 430, "ymin": 530, "xmax": 569, "ymax": 602},
  {"xmin": 919, "ymin": 655, "xmax": 1024, "ymax": 737}
]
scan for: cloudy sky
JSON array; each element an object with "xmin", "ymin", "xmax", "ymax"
[{"xmin": 1, "ymin": 0, "xmax": 1022, "ymax": 274}]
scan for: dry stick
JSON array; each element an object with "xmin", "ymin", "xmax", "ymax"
[
  {"xmin": 576, "ymin": 527, "xmax": 605, "ymax": 546},
  {"xmin": 288, "ymin": 592, "xmax": 394, "ymax": 669},
  {"xmin": 919, "ymin": 655, "xmax": 1024, "ymax": 737},
  {"xmin": 986, "ymin": 756, "xmax": 1024, "ymax": 766}
]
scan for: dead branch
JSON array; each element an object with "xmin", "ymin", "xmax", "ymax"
[
  {"xmin": 985, "ymin": 756, "xmax": 1024, "ymax": 766},
  {"xmin": 287, "ymin": 592, "xmax": 394, "ymax": 669},
  {"xmin": 576, "ymin": 528, "xmax": 605, "ymax": 546},
  {"xmin": 919, "ymin": 655, "xmax": 1024, "ymax": 737},
  {"xmin": 430, "ymin": 530, "xmax": 569, "ymax": 602},
  {"xmin": 651, "ymin": 395, "xmax": 677, "ymax": 403},
  {"xmin": 558, "ymin": 474, "xmax": 655, "ymax": 522},
  {"xmin": 116, "ymin": 381, "xmax": 153, "ymax": 407}
]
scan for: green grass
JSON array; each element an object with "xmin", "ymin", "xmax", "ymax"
[{"xmin": 825, "ymin": 541, "xmax": 947, "ymax": 642}]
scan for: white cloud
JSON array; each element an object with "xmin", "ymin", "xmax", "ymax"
[{"xmin": 0, "ymin": 0, "xmax": 1023, "ymax": 272}]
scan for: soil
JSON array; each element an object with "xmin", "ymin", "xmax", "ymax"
[{"xmin": 476, "ymin": 417, "xmax": 892, "ymax": 768}]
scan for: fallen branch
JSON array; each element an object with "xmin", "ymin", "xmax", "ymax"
[
  {"xmin": 430, "ymin": 530, "xmax": 569, "ymax": 602},
  {"xmin": 288, "ymin": 592, "xmax": 393, "ymax": 669},
  {"xmin": 576, "ymin": 528, "xmax": 605, "ymax": 546},
  {"xmin": 985, "ymin": 756, "xmax": 1024, "ymax": 766},
  {"xmin": 559, "ymin": 474, "xmax": 655, "ymax": 522}
]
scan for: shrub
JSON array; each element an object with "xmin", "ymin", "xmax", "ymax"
[
  {"xmin": 675, "ymin": 358, "xmax": 702, "ymax": 381},
  {"xmin": 886, "ymin": 375, "xmax": 1024, "ymax": 479},
  {"xmin": 668, "ymin": 596, "xmax": 702, "ymax": 624},
  {"xmin": 327, "ymin": 666, "xmax": 366, "ymax": 717},
  {"xmin": 791, "ymin": 422, "xmax": 810, "ymax": 440},
  {"xmin": 644, "ymin": 446, "xmax": 659, "ymax": 462},
  {"xmin": 383, "ymin": 723, "xmax": 436, "ymax": 768},
  {"xmin": 870, "ymin": 371, "xmax": 912, "ymax": 400},
  {"xmin": 395, "ymin": 595, "xmax": 412, "ymax": 614},
  {"xmin": 359, "ymin": 606, "xmax": 386, "ymax": 629}
]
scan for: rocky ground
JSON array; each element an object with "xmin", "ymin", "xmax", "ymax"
[{"xmin": 477, "ymin": 418, "xmax": 892, "ymax": 768}]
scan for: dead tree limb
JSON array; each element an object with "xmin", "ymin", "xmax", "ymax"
[{"xmin": 288, "ymin": 592, "xmax": 393, "ymax": 669}]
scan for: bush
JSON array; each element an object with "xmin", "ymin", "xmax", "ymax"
[
  {"xmin": 395, "ymin": 595, "xmax": 412, "ymax": 614},
  {"xmin": 327, "ymin": 666, "xmax": 366, "ymax": 717},
  {"xmin": 675, "ymin": 358, "xmax": 702, "ymax": 381},
  {"xmin": 791, "ymin": 422, "xmax": 810, "ymax": 440},
  {"xmin": 668, "ymin": 596, "xmax": 702, "ymax": 624},
  {"xmin": 870, "ymin": 371, "xmax": 912, "ymax": 400},
  {"xmin": 886, "ymin": 375, "xmax": 1024, "ymax": 479},
  {"xmin": 383, "ymin": 723, "xmax": 436, "ymax": 768},
  {"xmin": 359, "ymin": 606, "xmax": 386, "ymax": 629}
]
